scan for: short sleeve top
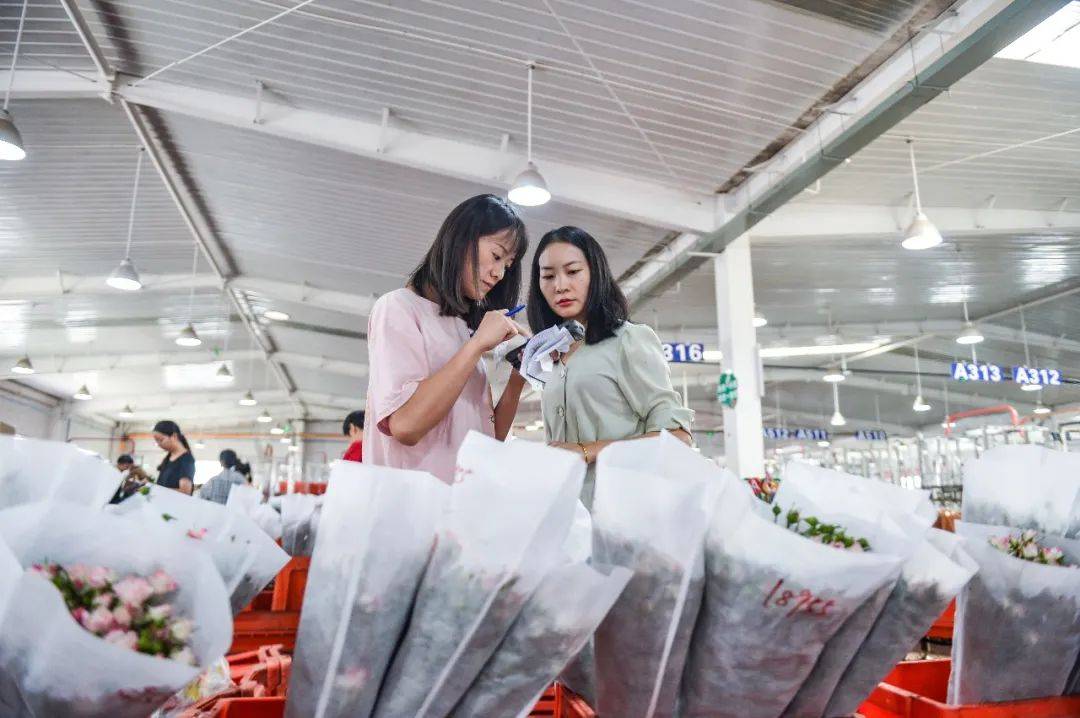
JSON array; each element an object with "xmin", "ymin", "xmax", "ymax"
[
  {"xmin": 363, "ymin": 288, "xmax": 495, "ymax": 483},
  {"xmin": 157, "ymin": 451, "xmax": 195, "ymax": 491}
]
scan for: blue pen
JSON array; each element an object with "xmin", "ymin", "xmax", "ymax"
[{"xmin": 506, "ymin": 304, "xmax": 527, "ymax": 317}]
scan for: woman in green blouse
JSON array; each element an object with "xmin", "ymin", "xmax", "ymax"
[{"xmin": 527, "ymin": 226, "xmax": 693, "ymax": 506}]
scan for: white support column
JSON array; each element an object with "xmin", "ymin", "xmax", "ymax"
[{"xmin": 713, "ymin": 234, "xmax": 765, "ymax": 478}]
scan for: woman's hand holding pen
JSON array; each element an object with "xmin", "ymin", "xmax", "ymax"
[{"xmin": 469, "ymin": 310, "xmax": 521, "ymax": 354}]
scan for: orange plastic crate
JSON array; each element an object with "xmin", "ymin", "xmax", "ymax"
[
  {"xmin": 230, "ymin": 557, "xmax": 309, "ymax": 653},
  {"xmin": 208, "ymin": 685, "xmax": 592, "ymax": 717},
  {"xmin": 925, "ymin": 600, "xmax": 956, "ymax": 642},
  {"xmin": 858, "ymin": 659, "xmax": 1080, "ymax": 718}
]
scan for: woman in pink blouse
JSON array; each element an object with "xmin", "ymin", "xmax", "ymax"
[{"xmin": 363, "ymin": 195, "xmax": 529, "ymax": 482}]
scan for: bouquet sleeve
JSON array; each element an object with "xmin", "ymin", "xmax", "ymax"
[
  {"xmin": 778, "ymin": 460, "xmax": 937, "ymax": 527},
  {"xmin": 948, "ymin": 521, "xmax": 1080, "ymax": 703},
  {"xmin": 112, "ymin": 485, "xmax": 288, "ymax": 614},
  {"xmin": 0, "ymin": 501, "xmax": 231, "ymax": 718},
  {"xmin": 373, "ymin": 431, "xmax": 584, "ymax": 718},
  {"xmin": 450, "ymin": 562, "xmax": 631, "ymax": 718},
  {"xmin": 0, "ymin": 436, "xmax": 119, "ymax": 510},
  {"xmin": 681, "ymin": 490, "xmax": 904, "ymax": 718},
  {"xmin": 825, "ymin": 528, "xmax": 976, "ymax": 716},
  {"xmin": 592, "ymin": 432, "xmax": 726, "ymax": 718},
  {"xmin": 961, "ymin": 445, "xmax": 1080, "ymax": 538},
  {"xmin": 285, "ymin": 462, "xmax": 448, "ymax": 718}
]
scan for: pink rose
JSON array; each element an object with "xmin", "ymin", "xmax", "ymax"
[
  {"xmin": 148, "ymin": 569, "xmax": 178, "ymax": 595},
  {"xmin": 71, "ymin": 607, "xmax": 88, "ymax": 625},
  {"xmin": 186, "ymin": 528, "xmax": 208, "ymax": 540},
  {"xmin": 67, "ymin": 564, "xmax": 90, "ymax": 588},
  {"xmin": 1043, "ymin": 547, "xmax": 1065, "ymax": 564},
  {"xmin": 170, "ymin": 618, "xmax": 194, "ymax": 642},
  {"xmin": 1021, "ymin": 542, "xmax": 1039, "ymax": 559},
  {"xmin": 84, "ymin": 606, "xmax": 115, "ymax": 634},
  {"xmin": 103, "ymin": 629, "xmax": 139, "ymax": 651},
  {"xmin": 114, "ymin": 577, "xmax": 154, "ymax": 607},
  {"xmin": 92, "ymin": 593, "xmax": 113, "ymax": 609},
  {"xmin": 112, "ymin": 605, "xmax": 133, "ymax": 628},
  {"xmin": 88, "ymin": 566, "xmax": 115, "ymax": 589}
]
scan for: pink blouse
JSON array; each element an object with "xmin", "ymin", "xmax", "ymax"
[{"xmin": 363, "ymin": 288, "xmax": 494, "ymax": 483}]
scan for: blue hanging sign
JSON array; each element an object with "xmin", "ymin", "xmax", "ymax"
[
  {"xmin": 662, "ymin": 342, "xmax": 705, "ymax": 363},
  {"xmin": 951, "ymin": 361, "xmax": 1004, "ymax": 383},
  {"xmin": 1012, "ymin": 366, "xmax": 1062, "ymax": 387},
  {"xmin": 854, "ymin": 429, "xmax": 888, "ymax": 441},
  {"xmin": 763, "ymin": 427, "xmax": 829, "ymax": 441}
]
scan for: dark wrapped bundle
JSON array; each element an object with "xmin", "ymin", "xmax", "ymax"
[{"xmin": 280, "ymin": 494, "xmax": 322, "ymax": 557}]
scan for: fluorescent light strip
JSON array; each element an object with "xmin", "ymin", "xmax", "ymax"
[{"xmin": 759, "ymin": 341, "xmax": 885, "ymax": 359}]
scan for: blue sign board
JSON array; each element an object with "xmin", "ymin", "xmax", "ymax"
[
  {"xmin": 951, "ymin": 361, "xmax": 1004, "ymax": 383},
  {"xmin": 1012, "ymin": 366, "xmax": 1062, "ymax": 387},
  {"xmin": 763, "ymin": 427, "xmax": 829, "ymax": 441},
  {"xmin": 854, "ymin": 429, "xmax": 888, "ymax": 441},
  {"xmin": 662, "ymin": 342, "xmax": 705, "ymax": 363}
]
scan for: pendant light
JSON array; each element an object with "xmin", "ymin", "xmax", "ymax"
[
  {"xmin": 118, "ymin": 405, "xmax": 135, "ymax": 419},
  {"xmin": 752, "ymin": 309, "xmax": 768, "ymax": 328},
  {"xmin": 1033, "ymin": 401, "xmax": 1051, "ymax": 415},
  {"xmin": 107, "ymin": 149, "xmax": 146, "ymax": 291},
  {"xmin": 823, "ymin": 356, "xmax": 847, "ymax": 383},
  {"xmin": 829, "ymin": 383, "xmax": 846, "ymax": 426},
  {"xmin": 73, "ymin": 385, "xmax": 93, "ymax": 401},
  {"xmin": 176, "ymin": 244, "xmax": 202, "ymax": 347},
  {"xmin": 215, "ymin": 362, "xmax": 234, "ymax": 383},
  {"xmin": 508, "ymin": 63, "xmax": 551, "ymax": 207},
  {"xmin": 270, "ymin": 425, "xmax": 285, "ymax": 435},
  {"xmin": 263, "ymin": 309, "xmax": 290, "ymax": 322},
  {"xmin": 1017, "ymin": 307, "xmax": 1041, "ymax": 391},
  {"xmin": 257, "ymin": 410, "xmax": 273, "ymax": 423},
  {"xmin": 0, "ymin": 0, "xmax": 28, "ymax": 161},
  {"xmin": 900, "ymin": 139, "xmax": 942, "ymax": 250},
  {"xmin": 10, "ymin": 356, "xmax": 33, "ymax": 374},
  {"xmin": 239, "ymin": 391, "xmax": 257, "ymax": 407},
  {"xmin": 955, "ymin": 301, "xmax": 984, "ymax": 345},
  {"xmin": 912, "ymin": 344, "xmax": 931, "ymax": 412}
]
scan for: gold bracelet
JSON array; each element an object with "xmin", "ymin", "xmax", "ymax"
[{"xmin": 577, "ymin": 442, "xmax": 589, "ymax": 464}]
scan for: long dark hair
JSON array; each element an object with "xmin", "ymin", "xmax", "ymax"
[
  {"xmin": 409, "ymin": 194, "xmax": 528, "ymax": 329},
  {"xmin": 219, "ymin": 449, "xmax": 238, "ymax": 468},
  {"xmin": 528, "ymin": 226, "xmax": 629, "ymax": 344},
  {"xmin": 153, "ymin": 419, "xmax": 190, "ymax": 471}
]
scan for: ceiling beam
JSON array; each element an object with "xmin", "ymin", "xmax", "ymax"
[
  {"xmin": 231, "ymin": 276, "xmax": 375, "ymax": 317},
  {"xmin": 620, "ymin": 0, "xmax": 1070, "ymax": 306},
  {"xmin": 752, "ymin": 202, "xmax": 1080, "ymax": 238},
  {"xmin": 1, "ymin": 69, "xmax": 714, "ymax": 233}
]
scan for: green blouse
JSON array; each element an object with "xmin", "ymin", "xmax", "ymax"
[{"xmin": 542, "ymin": 322, "xmax": 694, "ymax": 506}]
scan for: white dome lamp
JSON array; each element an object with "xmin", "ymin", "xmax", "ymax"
[
  {"xmin": 239, "ymin": 391, "xmax": 258, "ymax": 407},
  {"xmin": 900, "ymin": 139, "xmax": 942, "ymax": 250},
  {"xmin": 215, "ymin": 362, "xmax": 234, "ymax": 383},
  {"xmin": 73, "ymin": 384, "xmax": 93, "ymax": 401},
  {"xmin": 955, "ymin": 302, "xmax": 984, "ymax": 345},
  {"xmin": 175, "ymin": 243, "xmax": 203, "ymax": 346},
  {"xmin": 0, "ymin": 0, "xmax": 29, "ymax": 162},
  {"xmin": 752, "ymin": 310, "xmax": 768, "ymax": 329},
  {"xmin": 10, "ymin": 356, "xmax": 34, "ymax": 375},
  {"xmin": 256, "ymin": 410, "xmax": 273, "ymax": 424},
  {"xmin": 106, "ymin": 149, "xmax": 146, "ymax": 291},
  {"xmin": 507, "ymin": 63, "xmax": 551, "ymax": 207},
  {"xmin": 118, "ymin": 405, "xmax": 135, "ymax": 419}
]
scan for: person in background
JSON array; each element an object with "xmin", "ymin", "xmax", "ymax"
[
  {"xmin": 364, "ymin": 194, "xmax": 529, "ymax": 483},
  {"xmin": 152, "ymin": 420, "xmax": 195, "ymax": 495},
  {"xmin": 342, "ymin": 410, "xmax": 365, "ymax": 462},
  {"xmin": 528, "ymin": 226, "xmax": 693, "ymax": 507},
  {"xmin": 109, "ymin": 454, "xmax": 150, "ymax": 504},
  {"xmin": 198, "ymin": 449, "xmax": 248, "ymax": 505}
]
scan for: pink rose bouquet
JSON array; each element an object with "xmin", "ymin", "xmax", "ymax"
[
  {"xmin": 30, "ymin": 562, "xmax": 195, "ymax": 665},
  {"xmin": 987, "ymin": 529, "xmax": 1069, "ymax": 566}
]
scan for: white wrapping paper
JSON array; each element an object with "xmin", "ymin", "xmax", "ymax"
[
  {"xmin": 948, "ymin": 521, "xmax": 1080, "ymax": 704},
  {"xmin": 518, "ymin": 325, "xmax": 574, "ymax": 390},
  {"xmin": 779, "ymin": 461, "xmax": 937, "ymax": 527},
  {"xmin": 0, "ymin": 436, "xmax": 120, "ymax": 511},
  {"xmin": 592, "ymin": 432, "xmax": 726, "ymax": 718},
  {"xmin": 0, "ymin": 502, "xmax": 231, "ymax": 718},
  {"xmin": 280, "ymin": 493, "xmax": 323, "ymax": 556},
  {"xmin": 285, "ymin": 462, "xmax": 448, "ymax": 718},
  {"xmin": 962, "ymin": 445, "xmax": 1080, "ymax": 538},
  {"xmin": 373, "ymin": 432, "xmax": 584, "ymax": 718},
  {"xmin": 111, "ymin": 485, "xmax": 288, "ymax": 614}
]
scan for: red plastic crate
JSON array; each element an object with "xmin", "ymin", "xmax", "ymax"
[
  {"xmin": 858, "ymin": 659, "xmax": 1080, "ymax": 717},
  {"xmin": 925, "ymin": 600, "xmax": 956, "ymax": 642},
  {"xmin": 207, "ymin": 685, "xmax": 592, "ymax": 717},
  {"xmin": 230, "ymin": 557, "xmax": 309, "ymax": 653}
]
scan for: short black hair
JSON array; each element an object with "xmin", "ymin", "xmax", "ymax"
[
  {"xmin": 528, "ymin": 226, "xmax": 629, "ymax": 345},
  {"xmin": 343, "ymin": 410, "xmax": 365, "ymax": 436},
  {"xmin": 409, "ymin": 194, "xmax": 528, "ymax": 329},
  {"xmin": 117, "ymin": 454, "xmax": 134, "ymax": 465}
]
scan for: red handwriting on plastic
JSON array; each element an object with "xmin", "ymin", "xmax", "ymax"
[{"xmin": 762, "ymin": 578, "xmax": 835, "ymax": 617}]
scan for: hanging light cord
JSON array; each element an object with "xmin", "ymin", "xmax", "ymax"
[
  {"xmin": 187, "ymin": 243, "xmax": 199, "ymax": 323},
  {"xmin": 832, "ymin": 382, "xmax": 840, "ymax": 412},
  {"xmin": 907, "ymin": 139, "xmax": 923, "ymax": 214},
  {"xmin": 526, "ymin": 62, "xmax": 534, "ymax": 163},
  {"xmin": 914, "ymin": 343, "xmax": 924, "ymax": 396},
  {"xmin": 3, "ymin": 0, "xmax": 29, "ymax": 111},
  {"xmin": 123, "ymin": 149, "xmax": 144, "ymax": 260},
  {"xmin": 1019, "ymin": 306, "xmax": 1033, "ymax": 366}
]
